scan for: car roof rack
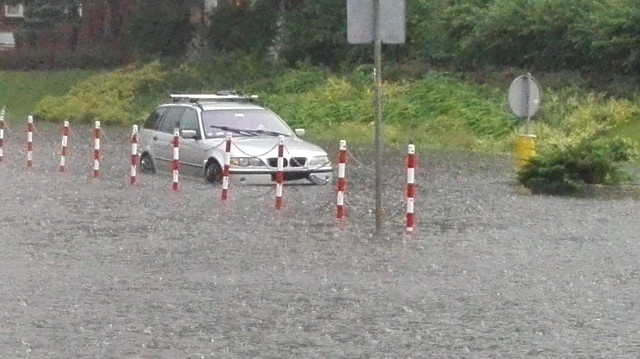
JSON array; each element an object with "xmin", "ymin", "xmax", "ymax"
[{"xmin": 170, "ymin": 91, "xmax": 258, "ymax": 104}]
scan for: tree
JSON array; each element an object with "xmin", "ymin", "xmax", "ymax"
[
  {"xmin": 124, "ymin": 0, "xmax": 192, "ymax": 57},
  {"xmin": 278, "ymin": 0, "xmax": 361, "ymax": 68},
  {"xmin": 206, "ymin": 0, "xmax": 279, "ymax": 55}
]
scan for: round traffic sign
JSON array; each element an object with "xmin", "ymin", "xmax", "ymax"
[{"xmin": 508, "ymin": 74, "xmax": 542, "ymax": 118}]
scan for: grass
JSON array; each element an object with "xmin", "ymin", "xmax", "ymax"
[{"xmin": 0, "ymin": 70, "xmax": 99, "ymax": 123}]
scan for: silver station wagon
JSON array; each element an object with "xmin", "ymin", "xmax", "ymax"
[{"xmin": 138, "ymin": 93, "xmax": 333, "ymax": 185}]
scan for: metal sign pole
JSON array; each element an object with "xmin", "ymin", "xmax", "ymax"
[
  {"xmin": 523, "ymin": 73, "xmax": 531, "ymax": 135},
  {"xmin": 373, "ymin": 0, "xmax": 383, "ymax": 235}
]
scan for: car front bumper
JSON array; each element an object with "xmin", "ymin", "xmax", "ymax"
[{"xmin": 228, "ymin": 169, "xmax": 334, "ymax": 185}]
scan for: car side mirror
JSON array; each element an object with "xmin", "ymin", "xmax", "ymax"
[
  {"xmin": 181, "ymin": 129, "xmax": 199, "ymax": 139},
  {"xmin": 294, "ymin": 128, "xmax": 306, "ymax": 137}
]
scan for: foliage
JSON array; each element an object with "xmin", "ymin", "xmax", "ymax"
[
  {"xmin": 407, "ymin": 74, "xmax": 513, "ymax": 138},
  {"xmin": 124, "ymin": 0, "xmax": 192, "ymax": 57},
  {"xmin": 206, "ymin": 0, "xmax": 279, "ymax": 56},
  {"xmin": 518, "ymin": 96, "xmax": 640, "ymax": 194},
  {"xmin": 577, "ymin": 0, "xmax": 640, "ymax": 74},
  {"xmin": 34, "ymin": 61, "xmax": 168, "ymax": 125},
  {"xmin": 173, "ymin": 51, "xmax": 283, "ymax": 92},
  {"xmin": 277, "ymin": 0, "xmax": 368, "ymax": 68},
  {"xmin": 518, "ymin": 136, "xmax": 638, "ymax": 195}
]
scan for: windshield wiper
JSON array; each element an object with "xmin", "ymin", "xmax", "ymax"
[
  {"xmin": 209, "ymin": 125, "xmax": 257, "ymax": 136},
  {"xmin": 246, "ymin": 129, "xmax": 289, "ymax": 137}
]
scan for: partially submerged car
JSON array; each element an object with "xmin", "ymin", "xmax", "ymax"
[{"xmin": 139, "ymin": 93, "xmax": 333, "ymax": 185}]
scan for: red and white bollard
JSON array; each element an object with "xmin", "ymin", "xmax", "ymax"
[
  {"xmin": 130, "ymin": 124, "xmax": 139, "ymax": 185},
  {"xmin": 0, "ymin": 114, "xmax": 5, "ymax": 163},
  {"xmin": 406, "ymin": 144, "xmax": 416, "ymax": 233},
  {"xmin": 93, "ymin": 121, "xmax": 101, "ymax": 178},
  {"xmin": 336, "ymin": 140, "xmax": 347, "ymax": 220},
  {"xmin": 59, "ymin": 120, "xmax": 70, "ymax": 172},
  {"xmin": 171, "ymin": 128, "xmax": 180, "ymax": 192},
  {"xmin": 26, "ymin": 115, "xmax": 34, "ymax": 168},
  {"xmin": 275, "ymin": 135, "xmax": 285, "ymax": 210},
  {"xmin": 221, "ymin": 133, "xmax": 232, "ymax": 200}
]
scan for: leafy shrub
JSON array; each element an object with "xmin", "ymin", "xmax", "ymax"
[
  {"xmin": 35, "ymin": 61, "xmax": 168, "ymax": 125},
  {"xmin": 407, "ymin": 74, "xmax": 513, "ymax": 138},
  {"xmin": 518, "ymin": 95, "xmax": 640, "ymax": 194},
  {"xmin": 174, "ymin": 52, "xmax": 282, "ymax": 92},
  {"xmin": 518, "ymin": 136, "xmax": 637, "ymax": 194}
]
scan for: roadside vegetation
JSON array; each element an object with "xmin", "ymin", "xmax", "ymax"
[{"xmin": 3, "ymin": 0, "xmax": 640, "ymax": 194}]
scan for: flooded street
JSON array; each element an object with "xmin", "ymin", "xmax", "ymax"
[{"xmin": 1, "ymin": 122, "xmax": 639, "ymax": 358}]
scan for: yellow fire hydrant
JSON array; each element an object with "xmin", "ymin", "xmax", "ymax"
[{"xmin": 515, "ymin": 134, "xmax": 536, "ymax": 170}]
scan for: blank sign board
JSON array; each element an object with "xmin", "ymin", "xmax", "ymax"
[
  {"xmin": 347, "ymin": 0, "xmax": 406, "ymax": 44},
  {"xmin": 508, "ymin": 74, "xmax": 542, "ymax": 118}
]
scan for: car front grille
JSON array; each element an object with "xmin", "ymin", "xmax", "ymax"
[
  {"xmin": 271, "ymin": 171, "xmax": 309, "ymax": 181},
  {"xmin": 267, "ymin": 157, "xmax": 307, "ymax": 168}
]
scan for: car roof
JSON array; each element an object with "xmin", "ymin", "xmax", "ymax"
[{"xmin": 160, "ymin": 101, "xmax": 266, "ymax": 111}]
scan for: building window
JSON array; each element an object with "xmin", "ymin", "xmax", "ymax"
[{"xmin": 4, "ymin": 4, "xmax": 24, "ymax": 18}]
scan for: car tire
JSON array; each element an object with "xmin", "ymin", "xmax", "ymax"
[
  {"xmin": 139, "ymin": 153, "xmax": 156, "ymax": 174},
  {"xmin": 205, "ymin": 160, "xmax": 223, "ymax": 184}
]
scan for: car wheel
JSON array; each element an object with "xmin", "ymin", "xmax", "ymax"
[
  {"xmin": 205, "ymin": 160, "xmax": 223, "ymax": 184},
  {"xmin": 139, "ymin": 153, "xmax": 156, "ymax": 174}
]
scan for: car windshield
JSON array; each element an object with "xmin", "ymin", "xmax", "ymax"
[{"xmin": 202, "ymin": 109, "xmax": 294, "ymax": 138}]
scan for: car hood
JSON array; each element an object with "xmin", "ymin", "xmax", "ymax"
[{"xmin": 230, "ymin": 136, "xmax": 327, "ymax": 157}]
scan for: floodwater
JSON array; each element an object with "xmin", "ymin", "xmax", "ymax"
[{"xmin": 0, "ymin": 122, "xmax": 639, "ymax": 358}]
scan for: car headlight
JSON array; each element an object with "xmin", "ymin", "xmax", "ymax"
[
  {"xmin": 307, "ymin": 155, "xmax": 330, "ymax": 166},
  {"xmin": 230, "ymin": 157, "xmax": 266, "ymax": 167}
]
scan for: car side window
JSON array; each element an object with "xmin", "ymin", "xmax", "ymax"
[
  {"xmin": 143, "ymin": 107, "xmax": 167, "ymax": 130},
  {"xmin": 157, "ymin": 106, "xmax": 185, "ymax": 134},
  {"xmin": 180, "ymin": 108, "xmax": 200, "ymax": 134}
]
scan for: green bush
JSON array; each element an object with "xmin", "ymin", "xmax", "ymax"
[
  {"xmin": 517, "ymin": 136, "xmax": 637, "ymax": 194},
  {"xmin": 518, "ymin": 96, "xmax": 640, "ymax": 194},
  {"xmin": 34, "ymin": 61, "xmax": 168, "ymax": 125}
]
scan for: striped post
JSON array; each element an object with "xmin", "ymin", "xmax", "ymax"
[
  {"xmin": 171, "ymin": 128, "xmax": 180, "ymax": 192},
  {"xmin": 275, "ymin": 135, "xmax": 284, "ymax": 210},
  {"xmin": 406, "ymin": 144, "xmax": 416, "ymax": 233},
  {"xmin": 336, "ymin": 140, "xmax": 347, "ymax": 220},
  {"xmin": 59, "ymin": 120, "xmax": 69, "ymax": 172},
  {"xmin": 0, "ymin": 114, "xmax": 5, "ymax": 163},
  {"xmin": 93, "ymin": 121, "xmax": 101, "ymax": 178},
  {"xmin": 130, "ymin": 125, "xmax": 139, "ymax": 185},
  {"xmin": 221, "ymin": 133, "xmax": 232, "ymax": 200},
  {"xmin": 26, "ymin": 115, "xmax": 34, "ymax": 168}
]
